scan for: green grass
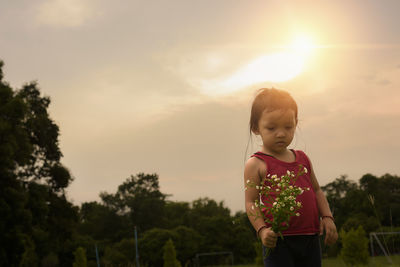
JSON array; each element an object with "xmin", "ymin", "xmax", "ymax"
[
  {"xmin": 322, "ymin": 255, "xmax": 400, "ymax": 267},
  {"xmin": 227, "ymin": 255, "xmax": 400, "ymax": 267}
]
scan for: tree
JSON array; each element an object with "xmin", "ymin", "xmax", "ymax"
[
  {"xmin": 340, "ymin": 226, "xmax": 369, "ymax": 266},
  {"xmin": 41, "ymin": 252, "xmax": 59, "ymax": 267},
  {"xmin": 322, "ymin": 173, "xmax": 400, "ymax": 232},
  {"xmin": 139, "ymin": 228, "xmax": 177, "ymax": 266},
  {"xmin": 231, "ymin": 211, "xmax": 258, "ymax": 264},
  {"xmin": 0, "ymin": 60, "xmax": 75, "ymax": 266},
  {"xmin": 100, "ymin": 173, "xmax": 168, "ymax": 232},
  {"xmin": 19, "ymin": 235, "xmax": 38, "ymax": 267},
  {"xmin": 164, "ymin": 201, "xmax": 191, "ymax": 229},
  {"xmin": 171, "ymin": 226, "xmax": 202, "ymax": 265},
  {"xmin": 361, "ymin": 173, "xmax": 400, "ymax": 226},
  {"xmin": 79, "ymin": 201, "xmax": 129, "ymax": 242},
  {"xmin": 163, "ymin": 239, "xmax": 181, "ymax": 267},
  {"xmin": 321, "ymin": 175, "xmax": 360, "ymax": 230},
  {"xmin": 188, "ymin": 198, "xmax": 233, "ymax": 252},
  {"xmin": 73, "ymin": 247, "xmax": 87, "ymax": 267},
  {"xmin": 102, "ymin": 238, "xmax": 136, "ymax": 266},
  {"xmin": 103, "ymin": 246, "xmax": 126, "ymax": 266}
]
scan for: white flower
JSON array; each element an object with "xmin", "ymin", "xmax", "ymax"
[
  {"xmin": 271, "ymin": 174, "xmax": 277, "ymax": 179},
  {"xmin": 290, "ymin": 206, "xmax": 294, "ymax": 211},
  {"xmin": 277, "ymin": 183, "xmax": 281, "ymax": 187},
  {"xmin": 289, "ymin": 185, "xmax": 293, "ymax": 190},
  {"xmin": 247, "ymin": 179, "xmax": 250, "ymax": 184},
  {"xmin": 276, "ymin": 188, "xmax": 280, "ymax": 192},
  {"xmin": 267, "ymin": 186, "xmax": 271, "ymax": 189},
  {"xmin": 287, "ymin": 170, "xmax": 291, "ymax": 175},
  {"xmin": 297, "ymin": 202, "xmax": 301, "ymax": 207},
  {"xmin": 296, "ymin": 213, "xmax": 300, "ymax": 217},
  {"xmin": 304, "ymin": 167, "xmax": 308, "ymax": 174},
  {"xmin": 273, "ymin": 202, "xmax": 277, "ymax": 206},
  {"xmin": 256, "ymin": 185, "xmax": 259, "ymax": 189},
  {"xmin": 251, "ymin": 205, "xmax": 255, "ymax": 210},
  {"xmin": 267, "ymin": 174, "xmax": 271, "ymax": 177}
]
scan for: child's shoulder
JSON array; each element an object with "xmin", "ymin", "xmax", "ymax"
[
  {"xmin": 293, "ymin": 149, "xmax": 312, "ymax": 166},
  {"xmin": 293, "ymin": 149, "xmax": 307, "ymax": 155},
  {"xmin": 244, "ymin": 155, "xmax": 267, "ymax": 178},
  {"xmin": 245, "ymin": 155, "xmax": 264, "ymax": 166}
]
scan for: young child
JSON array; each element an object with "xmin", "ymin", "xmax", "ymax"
[{"xmin": 244, "ymin": 88, "xmax": 338, "ymax": 267}]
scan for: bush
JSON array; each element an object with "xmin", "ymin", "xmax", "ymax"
[
  {"xmin": 340, "ymin": 226, "xmax": 369, "ymax": 266},
  {"xmin": 253, "ymin": 241, "xmax": 263, "ymax": 266},
  {"xmin": 163, "ymin": 239, "xmax": 181, "ymax": 267},
  {"xmin": 73, "ymin": 247, "xmax": 87, "ymax": 267}
]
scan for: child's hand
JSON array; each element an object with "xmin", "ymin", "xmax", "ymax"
[
  {"xmin": 320, "ymin": 217, "xmax": 338, "ymax": 245},
  {"xmin": 260, "ymin": 227, "xmax": 278, "ymax": 248}
]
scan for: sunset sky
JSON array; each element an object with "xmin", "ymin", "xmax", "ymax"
[{"xmin": 1, "ymin": 0, "xmax": 399, "ymax": 213}]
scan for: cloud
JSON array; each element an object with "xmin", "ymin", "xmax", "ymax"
[{"xmin": 35, "ymin": 0, "xmax": 101, "ymax": 27}]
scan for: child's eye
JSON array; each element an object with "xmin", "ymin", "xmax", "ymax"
[
  {"xmin": 267, "ymin": 127, "xmax": 275, "ymax": 131},
  {"xmin": 285, "ymin": 126, "xmax": 293, "ymax": 130}
]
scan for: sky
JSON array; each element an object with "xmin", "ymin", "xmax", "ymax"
[{"xmin": 1, "ymin": 0, "xmax": 399, "ymax": 214}]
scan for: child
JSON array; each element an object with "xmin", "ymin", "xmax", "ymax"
[{"xmin": 244, "ymin": 88, "xmax": 338, "ymax": 267}]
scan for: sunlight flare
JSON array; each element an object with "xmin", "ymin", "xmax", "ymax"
[{"xmin": 201, "ymin": 35, "xmax": 317, "ymax": 96}]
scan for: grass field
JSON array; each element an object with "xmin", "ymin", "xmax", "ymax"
[
  {"xmin": 228, "ymin": 255, "xmax": 400, "ymax": 267},
  {"xmin": 322, "ymin": 255, "xmax": 400, "ymax": 267}
]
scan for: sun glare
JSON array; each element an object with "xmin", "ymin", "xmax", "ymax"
[
  {"xmin": 201, "ymin": 35, "xmax": 316, "ymax": 96},
  {"xmin": 290, "ymin": 35, "xmax": 316, "ymax": 54}
]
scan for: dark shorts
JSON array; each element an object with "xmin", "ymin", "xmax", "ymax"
[{"xmin": 263, "ymin": 234, "xmax": 321, "ymax": 267}]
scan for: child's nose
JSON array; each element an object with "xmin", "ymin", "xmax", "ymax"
[{"xmin": 276, "ymin": 130, "xmax": 285, "ymax": 137}]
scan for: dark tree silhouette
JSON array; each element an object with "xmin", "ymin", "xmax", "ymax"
[{"xmin": 0, "ymin": 60, "xmax": 76, "ymax": 266}]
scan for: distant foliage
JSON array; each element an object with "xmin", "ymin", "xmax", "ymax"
[
  {"xmin": 41, "ymin": 252, "xmax": 59, "ymax": 267},
  {"xmin": 322, "ymin": 174, "xmax": 400, "ymax": 232},
  {"xmin": 73, "ymin": 247, "xmax": 87, "ymax": 267},
  {"xmin": 163, "ymin": 239, "xmax": 182, "ymax": 267},
  {"xmin": 19, "ymin": 235, "xmax": 38, "ymax": 267},
  {"xmin": 340, "ymin": 226, "xmax": 369, "ymax": 266},
  {"xmin": 253, "ymin": 241, "xmax": 263, "ymax": 266}
]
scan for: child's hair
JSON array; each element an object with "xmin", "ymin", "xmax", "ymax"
[{"xmin": 249, "ymin": 88, "xmax": 298, "ymax": 134}]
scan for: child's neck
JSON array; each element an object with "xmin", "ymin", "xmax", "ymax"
[{"xmin": 261, "ymin": 148, "xmax": 295, "ymax": 163}]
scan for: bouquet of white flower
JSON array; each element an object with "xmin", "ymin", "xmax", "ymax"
[{"xmin": 246, "ymin": 164, "xmax": 310, "ymax": 254}]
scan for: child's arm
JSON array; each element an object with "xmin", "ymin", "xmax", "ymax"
[
  {"xmin": 244, "ymin": 157, "xmax": 277, "ymax": 248},
  {"xmin": 309, "ymin": 160, "xmax": 338, "ymax": 245}
]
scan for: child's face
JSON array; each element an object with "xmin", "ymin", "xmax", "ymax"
[{"xmin": 254, "ymin": 109, "xmax": 297, "ymax": 155}]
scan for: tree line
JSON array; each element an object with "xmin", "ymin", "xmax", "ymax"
[{"xmin": 1, "ymin": 60, "xmax": 399, "ymax": 266}]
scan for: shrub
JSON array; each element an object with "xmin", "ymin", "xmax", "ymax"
[
  {"xmin": 73, "ymin": 247, "xmax": 87, "ymax": 267},
  {"xmin": 340, "ymin": 225, "xmax": 369, "ymax": 266},
  {"xmin": 253, "ymin": 241, "xmax": 263, "ymax": 266},
  {"xmin": 163, "ymin": 239, "xmax": 181, "ymax": 267}
]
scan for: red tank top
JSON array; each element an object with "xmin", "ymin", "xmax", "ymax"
[{"xmin": 252, "ymin": 150, "xmax": 320, "ymax": 235}]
